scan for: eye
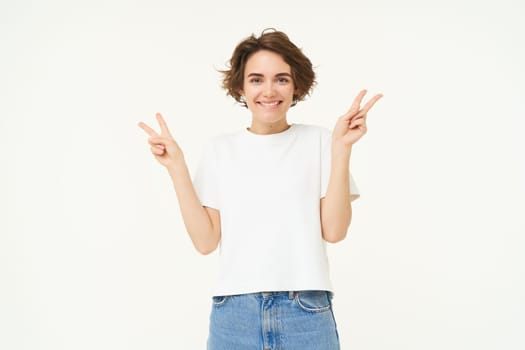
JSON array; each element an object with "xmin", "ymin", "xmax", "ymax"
[
  {"xmin": 249, "ymin": 77, "xmax": 262, "ymax": 83},
  {"xmin": 277, "ymin": 77, "xmax": 290, "ymax": 84}
]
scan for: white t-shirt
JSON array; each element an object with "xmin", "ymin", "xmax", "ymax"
[{"xmin": 192, "ymin": 123, "xmax": 360, "ymax": 297}]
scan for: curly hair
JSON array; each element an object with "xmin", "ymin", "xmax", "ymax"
[{"xmin": 220, "ymin": 28, "xmax": 317, "ymax": 108}]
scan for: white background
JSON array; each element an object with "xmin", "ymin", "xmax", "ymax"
[{"xmin": 1, "ymin": 0, "xmax": 524, "ymax": 349}]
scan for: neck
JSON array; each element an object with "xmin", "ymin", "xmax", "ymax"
[{"xmin": 247, "ymin": 119, "xmax": 291, "ymax": 135}]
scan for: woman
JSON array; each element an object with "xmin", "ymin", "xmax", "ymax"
[{"xmin": 138, "ymin": 29, "xmax": 382, "ymax": 349}]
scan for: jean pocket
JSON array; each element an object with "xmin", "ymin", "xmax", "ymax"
[
  {"xmin": 294, "ymin": 290, "xmax": 332, "ymax": 313},
  {"xmin": 211, "ymin": 295, "xmax": 229, "ymax": 307}
]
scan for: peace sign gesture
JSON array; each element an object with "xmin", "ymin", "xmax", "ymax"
[
  {"xmin": 138, "ymin": 113, "xmax": 184, "ymax": 168},
  {"xmin": 332, "ymin": 89, "xmax": 383, "ymax": 151}
]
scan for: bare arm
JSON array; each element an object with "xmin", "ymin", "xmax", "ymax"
[
  {"xmin": 322, "ymin": 90, "xmax": 383, "ymax": 243},
  {"xmin": 320, "ymin": 146, "xmax": 352, "ymax": 243},
  {"xmin": 138, "ymin": 113, "xmax": 220, "ymax": 255},
  {"xmin": 167, "ymin": 160, "xmax": 221, "ymax": 255}
]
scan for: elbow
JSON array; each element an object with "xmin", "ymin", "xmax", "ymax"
[
  {"xmin": 197, "ymin": 247, "xmax": 213, "ymax": 255},
  {"xmin": 195, "ymin": 235, "xmax": 220, "ymax": 255},
  {"xmin": 191, "ymin": 225, "xmax": 221, "ymax": 255},
  {"xmin": 197, "ymin": 247, "xmax": 214, "ymax": 255},
  {"xmin": 320, "ymin": 202, "xmax": 352, "ymax": 244},
  {"xmin": 322, "ymin": 220, "xmax": 352, "ymax": 243},
  {"xmin": 196, "ymin": 243, "xmax": 218, "ymax": 255},
  {"xmin": 323, "ymin": 230, "xmax": 347, "ymax": 243}
]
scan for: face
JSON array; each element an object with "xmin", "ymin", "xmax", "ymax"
[{"xmin": 239, "ymin": 50, "xmax": 297, "ymax": 126}]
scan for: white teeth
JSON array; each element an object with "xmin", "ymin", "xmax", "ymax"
[{"xmin": 259, "ymin": 101, "xmax": 279, "ymax": 106}]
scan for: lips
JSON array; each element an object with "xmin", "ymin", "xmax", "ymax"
[{"xmin": 256, "ymin": 101, "xmax": 282, "ymax": 108}]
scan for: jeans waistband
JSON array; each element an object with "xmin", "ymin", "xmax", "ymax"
[
  {"xmin": 254, "ymin": 291, "xmax": 297, "ymax": 299},
  {"xmin": 220, "ymin": 290, "xmax": 332, "ymax": 300}
]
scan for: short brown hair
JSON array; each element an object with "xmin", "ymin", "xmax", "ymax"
[{"xmin": 220, "ymin": 28, "xmax": 316, "ymax": 108}]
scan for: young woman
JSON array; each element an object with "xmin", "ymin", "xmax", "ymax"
[{"xmin": 138, "ymin": 29, "xmax": 382, "ymax": 350}]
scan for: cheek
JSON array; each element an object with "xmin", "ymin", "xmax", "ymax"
[
  {"xmin": 283, "ymin": 86, "xmax": 295, "ymax": 97},
  {"xmin": 244, "ymin": 86, "xmax": 260, "ymax": 97}
]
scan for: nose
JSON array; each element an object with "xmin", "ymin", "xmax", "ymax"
[{"xmin": 263, "ymin": 82, "xmax": 276, "ymax": 97}]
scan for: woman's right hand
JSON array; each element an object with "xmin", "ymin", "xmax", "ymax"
[{"xmin": 138, "ymin": 112, "xmax": 184, "ymax": 169}]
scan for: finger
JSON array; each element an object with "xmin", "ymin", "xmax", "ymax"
[
  {"xmin": 156, "ymin": 113, "xmax": 173, "ymax": 138},
  {"xmin": 148, "ymin": 136, "xmax": 167, "ymax": 146},
  {"xmin": 151, "ymin": 145, "xmax": 165, "ymax": 155},
  {"xmin": 359, "ymin": 93, "xmax": 383, "ymax": 115},
  {"xmin": 343, "ymin": 89, "xmax": 368, "ymax": 118},
  {"xmin": 349, "ymin": 113, "xmax": 366, "ymax": 123},
  {"xmin": 138, "ymin": 121, "xmax": 160, "ymax": 137},
  {"xmin": 350, "ymin": 94, "xmax": 383, "ymax": 121},
  {"xmin": 349, "ymin": 118, "xmax": 366, "ymax": 129}
]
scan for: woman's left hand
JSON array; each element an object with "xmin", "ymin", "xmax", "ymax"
[{"xmin": 332, "ymin": 89, "xmax": 383, "ymax": 152}]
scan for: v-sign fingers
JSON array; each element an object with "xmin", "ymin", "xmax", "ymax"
[
  {"xmin": 138, "ymin": 121, "xmax": 160, "ymax": 138},
  {"xmin": 359, "ymin": 93, "xmax": 383, "ymax": 116},
  {"xmin": 156, "ymin": 113, "xmax": 173, "ymax": 138},
  {"xmin": 344, "ymin": 89, "xmax": 368, "ymax": 118}
]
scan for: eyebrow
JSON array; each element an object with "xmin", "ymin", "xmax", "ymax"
[{"xmin": 247, "ymin": 72, "xmax": 292, "ymax": 78}]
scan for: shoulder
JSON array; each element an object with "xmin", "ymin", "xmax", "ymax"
[
  {"xmin": 295, "ymin": 122, "xmax": 330, "ymax": 133},
  {"xmin": 206, "ymin": 129, "xmax": 242, "ymax": 147},
  {"xmin": 294, "ymin": 123, "xmax": 332, "ymax": 141}
]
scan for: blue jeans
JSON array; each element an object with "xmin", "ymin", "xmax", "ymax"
[{"xmin": 207, "ymin": 290, "xmax": 340, "ymax": 349}]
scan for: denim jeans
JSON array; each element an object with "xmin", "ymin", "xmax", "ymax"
[{"xmin": 207, "ymin": 290, "xmax": 340, "ymax": 350}]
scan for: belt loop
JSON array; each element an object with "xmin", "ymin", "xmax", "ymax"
[{"xmin": 289, "ymin": 291, "xmax": 296, "ymax": 299}]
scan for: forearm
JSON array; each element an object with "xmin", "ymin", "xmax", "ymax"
[
  {"xmin": 166, "ymin": 158, "xmax": 217, "ymax": 254},
  {"xmin": 321, "ymin": 145, "xmax": 353, "ymax": 243}
]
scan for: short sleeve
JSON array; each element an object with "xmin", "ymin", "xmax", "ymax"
[
  {"xmin": 192, "ymin": 139, "xmax": 220, "ymax": 210},
  {"xmin": 320, "ymin": 128, "xmax": 361, "ymax": 202}
]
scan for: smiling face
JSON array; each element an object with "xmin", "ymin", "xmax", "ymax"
[{"xmin": 239, "ymin": 50, "xmax": 297, "ymax": 132}]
